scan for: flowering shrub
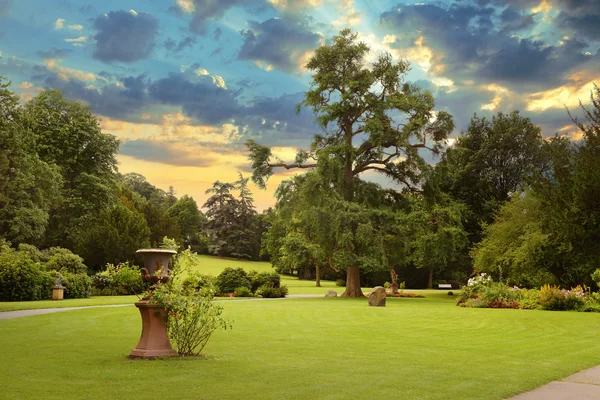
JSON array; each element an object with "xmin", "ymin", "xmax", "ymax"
[{"xmin": 457, "ymin": 277, "xmax": 591, "ymax": 312}]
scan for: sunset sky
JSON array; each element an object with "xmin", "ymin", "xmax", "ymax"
[{"xmin": 1, "ymin": 0, "xmax": 599, "ymax": 210}]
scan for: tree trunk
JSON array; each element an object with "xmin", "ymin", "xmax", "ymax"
[
  {"xmin": 315, "ymin": 262, "xmax": 321, "ymax": 287},
  {"xmin": 428, "ymin": 268, "xmax": 433, "ymax": 289},
  {"xmin": 342, "ymin": 266, "xmax": 363, "ymax": 297}
]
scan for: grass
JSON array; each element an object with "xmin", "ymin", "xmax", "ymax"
[
  {"xmin": 0, "ymin": 295, "xmax": 138, "ymax": 312},
  {"xmin": 1, "ymin": 295, "xmax": 599, "ymax": 399}
]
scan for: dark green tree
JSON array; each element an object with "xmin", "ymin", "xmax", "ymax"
[
  {"xmin": 23, "ymin": 89, "xmax": 120, "ymax": 248},
  {"xmin": 0, "ymin": 78, "xmax": 62, "ymax": 245},
  {"xmin": 203, "ymin": 181, "xmax": 238, "ymax": 257},
  {"xmin": 167, "ymin": 195, "xmax": 206, "ymax": 251},
  {"xmin": 247, "ymin": 29, "xmax": 453, "ymax": 296}
]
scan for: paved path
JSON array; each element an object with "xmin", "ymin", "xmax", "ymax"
[
  {"xmin": 507, "ymin": 366, "xmax": 600, "ymax": 399},
  {"xmin": 0, "ymin": 294, "xmax": 323, "ymax": 320}
]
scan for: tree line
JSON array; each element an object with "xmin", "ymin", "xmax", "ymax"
[
  {"xmin": 0, "ymin": 78, "xmax": 265, "ymax": 271},
  {"xmin": 2, "ymin": 29, "xmax": 599, "ymax": 297}
]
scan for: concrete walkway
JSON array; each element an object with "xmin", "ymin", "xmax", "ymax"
[
  {"xmin": 508, "ymin": 366, "xmax": 600, "ymax": 399},
  {"xmin": 0, "ymin": 294, "xmax": 323, "ymax": 320}
]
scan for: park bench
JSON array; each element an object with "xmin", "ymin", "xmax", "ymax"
[{"xmin": 438, "ymin": 283, "xmax": 452, "ymax": 290}]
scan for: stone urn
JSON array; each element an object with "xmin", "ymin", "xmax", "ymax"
[{"xmin": 129, "ymin": 248, "xmax": 178, "ymax": 359}]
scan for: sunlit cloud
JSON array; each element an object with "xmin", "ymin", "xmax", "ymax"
[
  {"xmin": 525, "ymin": 80, "xmax": 600, "ymax": 112},
  {"xmin": 43, "ymin": 59, "xmax": 96, "ymax": 82}
]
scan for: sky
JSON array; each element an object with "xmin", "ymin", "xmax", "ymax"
[{"xmin": 0, "ymin": 0, "xmax": 599, "ymax": 210}]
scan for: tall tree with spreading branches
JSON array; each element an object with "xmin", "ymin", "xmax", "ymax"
[{"xmin": 246, "ymin": 29, "xmax": 454, "ymax": 296}]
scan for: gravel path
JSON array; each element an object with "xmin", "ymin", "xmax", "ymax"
[{"xmin": 0, "ymin": 294, "xmax": 323, "ymax": 320}]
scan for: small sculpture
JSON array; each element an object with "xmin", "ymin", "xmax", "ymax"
[
  {"xmin": 390, "ymin": 269, "xmax": 399, "ymax": 294},
  {"xmin": 54, "ymin": 274, "xmax": 63, "ymax": 288}
]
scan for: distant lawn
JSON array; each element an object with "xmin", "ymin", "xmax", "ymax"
[
  {"xmin": 187, "ymin": 254, "xmax": 274, "ymax": 275},
  {"xmin": 2, "ymin": 296, "xmax": 600, "ymax": 400}
]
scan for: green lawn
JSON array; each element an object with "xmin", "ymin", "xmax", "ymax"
[
  {"xmin": 2, "ymin": 296, "xmax": 600, "ymax": 399},
  {"xmin": 0, "ymin": 295, "xmax": 139, "ymax": 311}
]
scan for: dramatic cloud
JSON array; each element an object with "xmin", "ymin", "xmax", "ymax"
[
  {"xmin": 238, "ymin": 17, "xmax": 322, "ymax": 73},
  {"xmin": 92, "ymin": 10, "xmax": 159, "ymax": 63},
  {"xmin": 556, "ymin": 0, "xmax": 600, "ymax": 41},
  {"xmin": 183, "ymin": 0, "xmax": 260, "ymax": 34},
  {"xmin": 379, "ymin": 2, "xmax": 594, "ymax": 92}
]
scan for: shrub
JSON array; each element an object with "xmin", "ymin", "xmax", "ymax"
[
  {"xmin": 518, "ymin": 289, "xmax": 541, "ymax": 310},
  {"xmin": 54, "ymin": 271, "xmax": 92, "ymax": 299},
  {"xmin": 91, "ymin": 262, "xmax": 145, "ymax": 295},
  {"xmin": 233, "ymin": 286, "xmax": 253, "ymax": 297},
  {"xmin": 44, "ymin": 247, "xmax": 87, "ymax": 274},
  {"xmin": 538, "ymin": 284, "xmax": 585, "ymax": 311},
  {"xmin": 216, "ymin": 268, "xmax": 250, "ymax": 294},
  {"xmin": 152, "ymin": 283, "xmax": 231, "ymax": 356},
  {"xmin": 335, "ymin": 279, "xmax": 345, "ymax": 287},
  {"xmin": 0, "ymin": 249, "xmax": 53, "ymax": 301},
  {"xmin": 592, "ymin": 269, "xmax": 600, "ymax": 287},
  {"xmin": 247, "ymin": 270, "xmax": 280, "ymax": 292},
  {"xmin": 256, "ymin": 283, "xmax": 288, "ymax": 298},
  {"xmin": 182, "ymin": 273, "xmax": 216, "ymax": 292}
]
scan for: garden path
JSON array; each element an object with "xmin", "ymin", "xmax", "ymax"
[
  {"xmin": 508, "ymin": 366, "xmax": 600, "ymax": 399},
  {"xmin": 0, "ymin": 294, "xmax": 322, "ymax": 320}
]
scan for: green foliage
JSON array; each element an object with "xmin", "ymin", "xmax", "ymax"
[
  {"xmin": 167, "ymin": 195, "xmax": 206, "ymax": 251},
  {"xmin": 233, "ymin": 286, "xmax": 254, "ymax": 297},
  {"xmin": 50, "ymin": 271, "xmax": 92, "ymax": 299},
  {"xmin": 182, "ymin": 272, "xmax": 216, "ymax": 292},
  {"xmin": 592, "ymin": 269, "xmax": 600, "ymax": 288},
  {"xmin": 44, "ymin": 247, "xmax": 87, "ymax": 274},
  {"xmin": 0, "ymin": 245, "xmax": 52, "ymax": 301},
  {"xmin": 76, "ymin": 203, "xmax": 151, "ymax": 270},
  {"xmin": 247, "ymin": 270, "xmax": 280, "ymax": 292},
  {"xmin": 92, "ymin": 262, "xmax": 145, "ymax": 296},
  {"xmin": 538, "ymin": 285, "xmax": 585, "ymax": 311},
  {"xmin": 246, "ymin": 29, "xmax": 453, "ymax": 295},
  {"xmin": 472, "ymin": 193, "xmax": 555, "ymax": 288},
  {"xmin": 151, "ymin": 283, "xmax": 231, "ymax": 356},
  {"xmin": 256, "ymin": 283, "xmax": 288, "ymax": 298},
  {"xmin": 0, "ymin": 78, "xmax": 62, "ymax": 245},
  {"xmin": 215, "ymin": 267, "xmax": 250, "ymax": 294}
]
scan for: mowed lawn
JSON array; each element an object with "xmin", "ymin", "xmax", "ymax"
[{"xmin": 2, "ymin": 295, "xmax": 600, "ymax": 400}]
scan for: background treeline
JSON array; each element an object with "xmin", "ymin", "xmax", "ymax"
[
  {"xmin": 0, "ymin": 77, "xmax": 266, "ymax": 275},
  {"xmin": 2, "ymin": 74, "xmax": 600, "ymax": 293}
]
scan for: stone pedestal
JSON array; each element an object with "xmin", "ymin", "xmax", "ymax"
[
  {"xmin": 129, "ymin": 300, "xmax": 178, "ymax": 359},
  {"xmin": 52, "ymin": 286, "xmax": 64, "ymax": 300}
]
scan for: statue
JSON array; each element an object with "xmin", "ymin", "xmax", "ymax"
[
  {"xmin": 390, "ymin": 269, "xmax": 399, "ymax": 294},
  {"xmin": 54, "ymin": 273, "xmax": 64, "ymax": 288}
]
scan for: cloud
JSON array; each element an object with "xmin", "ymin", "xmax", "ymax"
[
  {"xmin": 0, "ymin": 0, "xmax": 12, "ymax": 17},
  {"xmin": 238, "ymin": 17, "xmax": 322, "ymax": 73},
  {"xmin": 92, "ymin": 10, "xmax": 159, "ymax": 63},
  {"xmin": 64, "ymin": 36, "xmax": 87, "ymax": 46},
  {"xmin": 556, "ymin": 0, "xmax": 600, "ymax": 41},
  {"xmin": 120, "ymin": 139, "xmax": 220, "ymax": 167},
  {"xmin": 68, "ymin": 24, "xmax": 83, "ymax": 30},
  {"xmin": 37, "ymin": 48, "xmax": 73, "ymax": 59},
  {"xmin": 184, "ymin": 0, "xmax": 257, "ymax": 34},
  {"xmin": 165, "ymin": 36, "xmax": 196, "ymax": 53},
  {"xmin": 379, "ymin": 2, "xmax": 593, "ymax": 92},
  {"xmin": 55, "ymin": 18, "xmax": 65, "ymax": 29}
]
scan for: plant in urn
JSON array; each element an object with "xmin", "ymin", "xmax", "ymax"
[{"xmin": 129, "ymin": 248, "xmax": 178, "ymax": 359}]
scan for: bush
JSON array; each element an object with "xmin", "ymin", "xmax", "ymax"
[
  {"xmin": 518, "ymin": 289, "xmax": 541, "ymax": 310},
  {"xmin": 0, "ymin": 249, "xmax": 53, "ymax": 301},
  {"xmin": 247, "ymin": 270, "xmax": 280, "ymax": 292},
  {"xmin": 182, "ymin": 273, "xmax": 216, "ymax": 292},
  {"xmin": 216, "ymin": 268, "xmax": 250, "ymax": 294},
  {"xmin": 44, "ymin": 247, "xmax": 87, "ymax": 274},
  {"xmin": 335, "ymin": 279, "xmax": 345, "ymax": 287},
  {"xmin": 233, "ymin": 286, "xmax": 253, "ymax": 297},
  {"xmin": 256, "ymin": 283, "xmax": 288, "ymax": 298},
  {"xmin": 91, "ymin": 262, "xmax": 145, "ymax": 295},
  {"xmin": 538, "ymin": 284, "xmax": 584, "ymax": 311},
  {"xmin": 152, "ymin": 283, "xmax": 231, "ymax": 356},
  {"xmin": 50, "ymin": 271, "xmax": 92, "ymax": 299}
]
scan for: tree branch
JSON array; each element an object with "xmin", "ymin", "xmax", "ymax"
[{"xmin": 267, "ymin": 162, "xmax": 317, "ymax": 170}]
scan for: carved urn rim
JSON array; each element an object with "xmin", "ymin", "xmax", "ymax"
[{"xmin": 136, "ymin": 248, "xmax": 177, "ymax": 255}]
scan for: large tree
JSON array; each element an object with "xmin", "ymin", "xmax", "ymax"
[
  {"xmin": 247, "ymin": 29, "xmax": 453, "ymax": 296},
  {"xmin": 0, "ymin": 78, "xmax": 62, "ymax": 245},
  {"xmin": 23, "ymin": 89, "xmax": 120, "ymax": 248}
]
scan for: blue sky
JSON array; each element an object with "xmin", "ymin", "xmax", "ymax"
[{"xmin": 1, "ymin": 0, "xmax": 599, "ymax": 208}]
